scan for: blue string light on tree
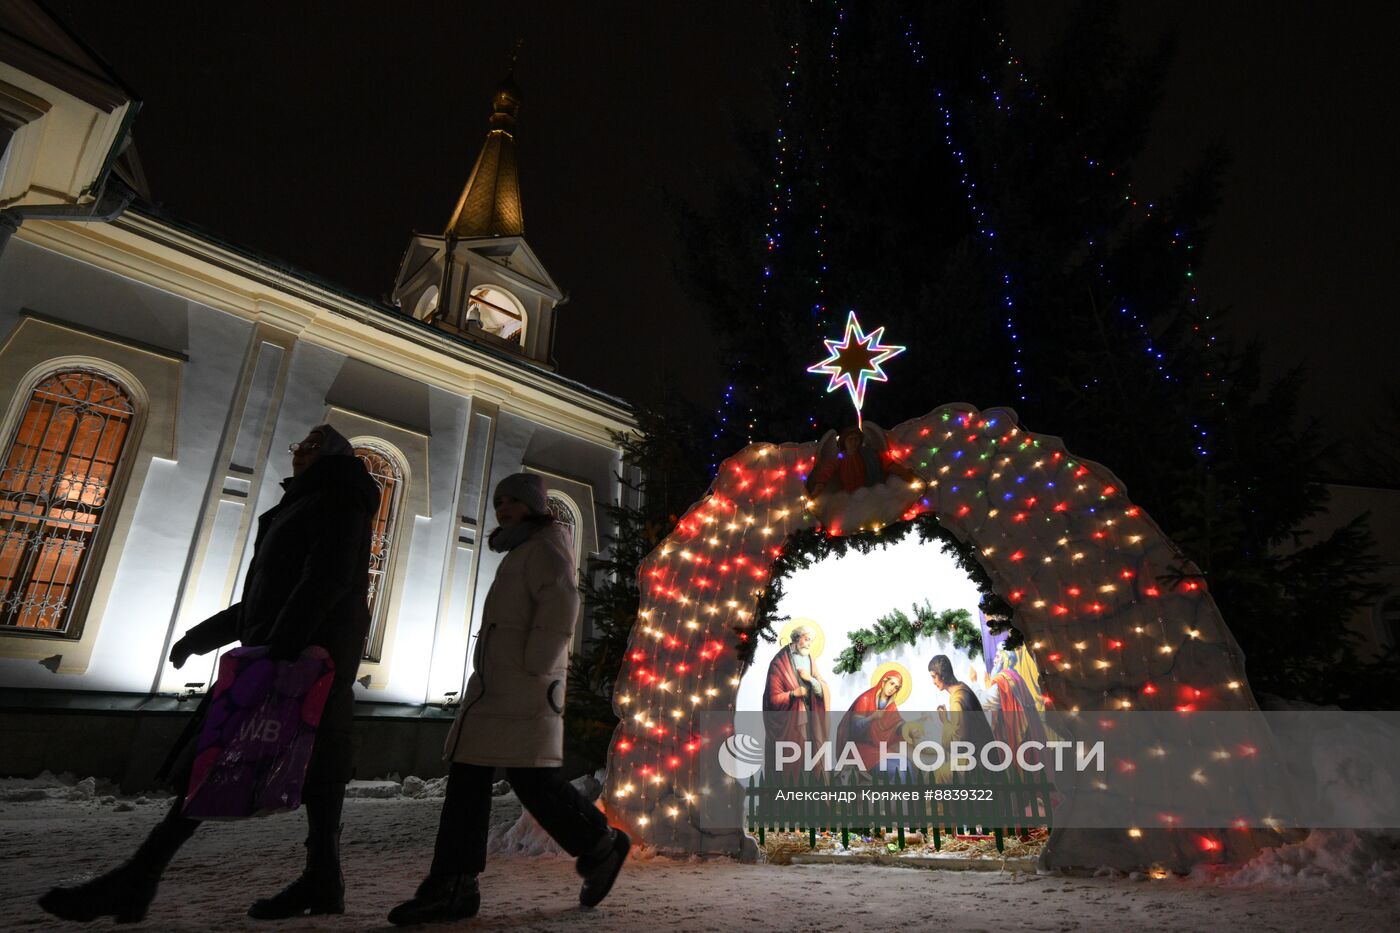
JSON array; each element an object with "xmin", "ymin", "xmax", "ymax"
[
  {"xmin": 807, "ymin": 310, "xmax": 906, "ymax": 428},
  {"xmin": 993, "ymin": 31, "xmax": 1220, "ymax": 458}
]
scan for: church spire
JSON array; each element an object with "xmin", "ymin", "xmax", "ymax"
[
  {"xmin": 445, "ymin": 49, "xmax": 525, "ymax": 239},
  {"xmin": 393, "ymin": 45, "xmax": 565, "ymax": 366}
]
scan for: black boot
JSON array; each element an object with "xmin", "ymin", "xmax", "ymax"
[
  {"xmin": 387, "ymin": 872, "xmax": 480, "ymax": 926},
  {"xmin": 38, "ymin": 808, "xmax": 198, "ymax": 924},
  {"xmin": 577, "ymin": 827, "xmax": 630, "ymax": 908},
  {"xmin": 247, "ymin": 826, "xmax": 345, "ymax": 919},
  {"xmin": 248, "ymin": 784, "xmax": 347, "ymax": 919}
]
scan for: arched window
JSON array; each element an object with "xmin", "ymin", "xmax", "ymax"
[
  {"xmin": 546, "ymin": 491, "xmax": 581, "ymax": 568},
  {"xmin": 354, "ymin": 443, "xmax": 404, "ymax": 661},
  {"xmin": 0, "ymin": 369, "xmax": 135, "ymax": 634},
  {"xmin": 466, "ymin": 284, "xmax": 526, "ymax": 344},
  {"xmin": 413, "ymin": 285, "xmax": 440, "ymax": 322}
]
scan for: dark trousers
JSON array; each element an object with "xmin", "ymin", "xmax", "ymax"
[
  {"xmin": 431, "ymin": 763, "xmax": 609, "ymax": 876},
  {"xmin": 134, "ymin": 782, "xmax": 345, "ymax": 875}
]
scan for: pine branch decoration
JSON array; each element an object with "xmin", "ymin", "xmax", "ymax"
[{"xmin": 833, "ymin": 601, "xmax": 978, "ymax": 675}]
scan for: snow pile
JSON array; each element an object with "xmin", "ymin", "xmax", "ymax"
[
  {"xmin": 487, "ymin": 801, "xmax": 567, "ymax": 858},
  {"xmin": 401, "ymin": 774, "xmax": 449, "ymax": 798},
  {"xmin": 345, "ymin": 780, "xmax": 402, "ymax": 799},
  {"xmin": 0, "ymin": 771, "xmax": 167, "ymax": 813},
  {"xmin": 486, "ymin": 773, "xmax": 606, "ymax": 858},
  {"xmin": 1200, "ymin": 831, "xmax": 1400, "ymax": 893},
  {"xmin": 359, "ymin": 775, "xmax": 514, "ymax": 799},
  {"xmin": 0, "ymin": 771, "xmax": 108, "ymax": 802}
]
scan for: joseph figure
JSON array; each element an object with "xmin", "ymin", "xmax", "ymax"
[{"xmin": 762, "ymin": 626, "xmax": 830, "ymax": 782}]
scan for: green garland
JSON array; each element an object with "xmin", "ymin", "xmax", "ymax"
[
  {"xmin": 741, "ymin": 513, "xmax": 1019, "ymax": 667},
  {"xmin": 832, "ymin": 601, "xmax": 979, "ymax": 675}
]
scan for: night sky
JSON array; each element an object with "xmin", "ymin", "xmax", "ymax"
[{"xmin": 49, "ymin": 1, "xmax": 1400, "ymax": 458}]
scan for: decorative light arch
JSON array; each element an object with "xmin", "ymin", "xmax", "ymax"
[{"xmin": 602, "ymin": 403, "xmax": 1269, "ymax": 871}]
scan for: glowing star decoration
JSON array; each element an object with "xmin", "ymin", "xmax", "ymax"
[{"xmin": 807, "ymin": 311, "xmax": 906, "ymax": 426}]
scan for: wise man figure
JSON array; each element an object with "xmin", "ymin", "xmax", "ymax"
[
  {"xmin": 929, "ymin": 653, "xmax": 995, "ymax": 783},
  {"xmin": 835, "ymin": 670, "xmax": 909, "ymax": 777},
  {"xmin": 762, "ymin": 626, "xmax": 830, "ymax": 783},
  {"xmin": 983, "ymin": 647, "xmax": 1048, "ymax": 768}
]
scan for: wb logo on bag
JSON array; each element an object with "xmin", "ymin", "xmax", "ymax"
[
  {"xmin": 717, "ymin": 732, "xmax": 764, "ymax": 780},
  {"xmin": 237, "ymin": 717, "xmax": 282, "ymax": 743}
]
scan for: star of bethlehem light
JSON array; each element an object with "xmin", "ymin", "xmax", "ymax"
[{"xmin": 806, "ymin": 310, "xmax": 906, "ymax": 426}]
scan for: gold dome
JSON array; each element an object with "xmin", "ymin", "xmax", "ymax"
[{"xmin": 490, "ymin": 73, "xmax": 523, "ymax": 130}]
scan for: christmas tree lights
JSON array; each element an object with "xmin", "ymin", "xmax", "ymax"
[
  {"xmin": 988, "ymin": 28, "xmax": 1223, "ymax": 457},
  {"xmin": 903, "ymin": 23, "xmax": 1030, "ymax": 404},
  {"xmin": 713, "ymin": 36, "xmax": 804, "ymax": 454},
  {"xmin": 715, "ymin": 3, "xmax": 849, "ymax": 451}
]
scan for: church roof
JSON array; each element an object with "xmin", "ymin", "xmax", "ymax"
[
  {"xmin": 444, "ymin": 75, "xmax": 525, "ymax": 239},
  {"xmin": 114, "ymin": 193, "xmax": 630, "ymax": 416},
  {"xmin": 0, "ymin": 0, "xmax": 134, "ymax": 111}
]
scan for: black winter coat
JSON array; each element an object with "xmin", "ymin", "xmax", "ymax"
[{"xmin": 170, "ymin": 454, "xmax": 379, "ymax": 787}]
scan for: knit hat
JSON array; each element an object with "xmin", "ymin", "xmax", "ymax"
[
  {"xmin": 493, "ymin": 472, "xmax": 549, "ymax": 516},
  {"xmin": 310, "ymin": 423, "xmax": 354, "ymax": 458}
]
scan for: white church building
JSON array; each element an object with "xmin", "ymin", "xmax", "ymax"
[{"xmin": 0, "ymin": 3, "xmax": 634, "ymax": 785}]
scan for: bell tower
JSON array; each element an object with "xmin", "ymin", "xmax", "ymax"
[{"xmin": 392, "ymin": 61, "xmax": 564, "ymax": 367}]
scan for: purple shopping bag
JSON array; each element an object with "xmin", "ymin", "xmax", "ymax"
[{"xmin": 182, "ymin": 645, "xmax": 335, "ymax": 820}]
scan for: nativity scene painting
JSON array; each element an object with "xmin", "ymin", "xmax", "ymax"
[{"xmin": 736, "ymin": 534, "xmax": 1048, "ymax": 785}]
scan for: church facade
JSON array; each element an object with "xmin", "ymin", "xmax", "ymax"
[{"xmin": 0, "ymin": 4, "xmax": 633, "ymax": 784}]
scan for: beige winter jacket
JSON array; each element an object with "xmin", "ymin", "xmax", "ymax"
[{"xmin": 444, "ymin": 520, "xmax": 580, "ymax": 768}]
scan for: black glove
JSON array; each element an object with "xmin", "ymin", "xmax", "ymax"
[{"xmin": 168, "ymin": 635, "xmax": 195, "ymax": 670}]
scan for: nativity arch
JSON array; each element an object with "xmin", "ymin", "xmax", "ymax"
[{"xmin": 603, "ymin": 403, "xmax": 1270, "ymax": 871}]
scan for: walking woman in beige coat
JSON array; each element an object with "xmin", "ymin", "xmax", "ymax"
[{"xmin": 389, "ymin": 473, "xmax": 629, "ymax": 925}]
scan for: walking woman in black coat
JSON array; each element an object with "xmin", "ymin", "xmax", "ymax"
[{"xmin": 39, "ymin": 424, "xmax": 379, "ymax": 923}]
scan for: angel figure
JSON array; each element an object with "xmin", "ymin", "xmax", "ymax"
[{"xmin": 806, "ymin": 423, "xmax": 919, "ymax": 498}]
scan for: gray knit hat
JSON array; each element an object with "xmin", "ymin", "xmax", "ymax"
[{"xmin": 493, "ymin": 472, "xmax": 549, "ymax": 516}]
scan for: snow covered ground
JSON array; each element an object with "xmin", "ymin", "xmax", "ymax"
[{"xmin": 3, "ymin": 773, "xmax": 1399, "ymax": 932}]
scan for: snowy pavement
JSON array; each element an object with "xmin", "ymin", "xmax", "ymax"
[{"xmin": 3, "ymin": 775, "xmax": 1399, "ymax": 932}]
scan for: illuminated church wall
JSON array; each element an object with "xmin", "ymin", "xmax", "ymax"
[
  {"xmin": 0, "ymin": 223, "xmax": 630, "ymax": 717},
  {"xmin": 0, "ymin": 236, "xmax": 254, "ymax": 693}
]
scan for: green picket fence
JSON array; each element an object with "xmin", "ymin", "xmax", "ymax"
[{"xmin": 745, "ymin": 765, "xmax": 1053, "ymax": 854}]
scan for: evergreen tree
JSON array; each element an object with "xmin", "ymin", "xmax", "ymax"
[
  {"xmin": 566, "ymin": 397, "xmax": 713, "ymax": 768},
  {"xmin": 673, "ymin": 0, "xmax": 1386, "ymax": 706}
]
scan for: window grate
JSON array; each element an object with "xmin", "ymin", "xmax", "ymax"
[{"xmin": 0, "ymin": 370, "xmax": 134, "ymax": 635}]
